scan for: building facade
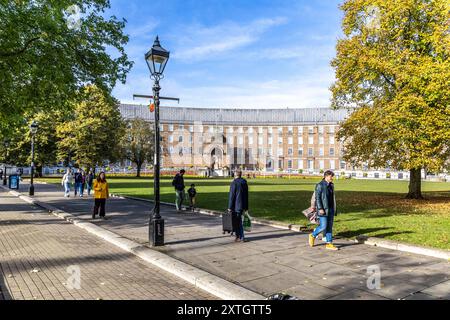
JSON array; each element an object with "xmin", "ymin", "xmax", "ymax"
[{"xmin": 119, "ymin": 104, "xmax": 357, "ymax": 175}]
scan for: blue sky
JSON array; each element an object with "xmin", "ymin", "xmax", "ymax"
[{"xmin": 107, "ymin": 0, "xmax": 344, "ymax": 108}]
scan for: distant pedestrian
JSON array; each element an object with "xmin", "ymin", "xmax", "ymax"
[
  {"xmin": 309, "ymin": 170, "xmax": 339, "ymax": 251},
  {"xmin": 172, "ymin": 169, "xmax": 185, "ymax": 212},
  {"xmin": 80, "ymin": 170, "xmax": 86, "ymax": 197},
  {"xmin": 228, "ymin": 169, "xmax": 249, "ymax": 242},
  {"xmin": 86, "ymin": 169, "xmax": 94, "ymax": 196},
  {"xmin": 187, "ymin": 183, "xmax": 197, "ymax": 212},
  {"xmin": 92, "ymin": 171, "xmax": 109, "ymax": 220},
  {"xmin": 74, "ymin": 168, "xmax": 83, "ymax": 197},
  {"xmin": 61, "ymin": 169, "xmax": 73, "ymax": 198}
]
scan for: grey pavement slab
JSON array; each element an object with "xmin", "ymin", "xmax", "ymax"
[
  {"xmin": 0, "ymin": 191, "xmax": 215, "ymax": 300},
  {"xmin": 7, "ymin": 182, "xmax": 450, "ymax": 300}
]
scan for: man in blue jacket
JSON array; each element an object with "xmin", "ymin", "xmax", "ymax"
[
  {"xmin": 228, "ymin": 169, "xmax": 249, "ymax": 242},
  {"xmin": 309, "ymin": 170, "xmax": 339, "ymax": 251}
]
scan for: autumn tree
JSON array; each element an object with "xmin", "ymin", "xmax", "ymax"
[
  {"xmin": 121, "ymin": 118, "xmax": 154, "ymax": 177},
  {"xmin": 57, "ymin": 85, "xmax": 125, "ymax": 170},
  {"xmin": 0, "ymin": 0, "xmax": 132, "ymax": 134},
  {"xmin": 331, "ymin": 0, "xmax": 450, "ymax": 199}
]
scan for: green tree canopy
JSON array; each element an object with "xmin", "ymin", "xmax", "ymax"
[
  {"xmin": 331, "ymin": 0, "xmax": 450, "ymax": 198},
  {"xmin": 0, "ymin": 0, "xmax": 133, "ymax": 134},
  {"xmin": 121, "ymin": 118, "xmax": 154, "ymax": 177},
  {"xmin": 57, "ymin": 85, "xmax": 125, "ymax": 169}
]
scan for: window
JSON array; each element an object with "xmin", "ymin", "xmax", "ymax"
[
  {"xmin": 319, "ymin": 136, "xmax": 324, "ymax": 145},
  {"xmin": 209, "ymin": 126, "xmax": 214, "ymax": 133},
  {"xmin": 189, "ymin": 125, "xmax": 194, "ymax": 133},
  {"xmin": 319, "ymin": 160, "xmax": 325, "ymax": 169},
  {"xmin": 288, "ymin": 137, "xmax": 293, "ymax": 145},
  {"xmin": 278, "ymin": 127, "xmax": 283, "ymax": 135},
  {"xmin": 258, "ymin": 148, "xmax": 263, "ymax": 155},
  {"xmin": 258, "ymin": 127, "xmax": 263, "ymax": 134},
  {"xmin": 160, "ymin": 124, "xmax": 164, "ymax": 131},
  {"xmin": 288, "ymin": 160, "xmax": 293, "ymax": 169},
  {"xmin": 198, "ymin": 147, "xmax": 203, "ymax": 154},
  {"xmin": 278, "ymin": 137, "xmax": 283, "ymax": 144},
  {"xmin": 298, "ymin": 126, "xmax": 303, "ymax": 134},
  {"xmin": 228, "ymin": 127, "xmax": 234, "ymax": 133},
  {"xmin": 319, "ymin": 148, "xmax": 324, "ymax": 156},
  {"xmin": 238, "ymin": 137, "xmax": 243, "ymax": 145},
  {"xmin": 330, "ymin": 160, "xmax": 336, "ymax": 170},
  {"xmin": 268, "ymin": 137, "xmax": 273, "ymax": 145},
  {"xmin": 298, "ymin": 160, "xmax": 303, "ymax": 169},
  {"xmin": 308, "ymin": 126, "xmax": 314, "ymax": 134},
  {"xmin": 248, "ymin": 127, "xmax": 254, "ymax": 134},
  {"xmin": 168, "ymin": 135, "xmax": 174, "ymax": 143},
  {"xmin": 169, "ymin": 146, "xmax": 174, "ymax": 154},
  {"xmin": 308, "ymin": 148, "xmax": 313, "ymax": 156},
  {"xmin": 288, "ymin": 148, "xmax": 293, "ymax": 155},
  {"xmin": 189, "ymin": 135, "xmax": 193, "ymax": 143},
  {"xmin": 248, "ymin": 136, "xmax": 254, "ymax": 145},
  {"xmin": 288, "ymin": 126, "xmax": 293, "ymax": 134},
  {"xmin": 340, "ymin": 161, "xmax": 346, "ymax": 170},
  {"xmin": 278, "ymin": 148, "xmax": 283, "ymax": 156},
  {"xmin": 329, "ymin": 135, "xmax": 335, "ymax": 144},
  {"xmin": 330, "ymin": 148, "xmax": 335, "ymax": 156},
  {"xmin": 278, "ymin": 159, "xmax": 283, "ymax": 169},
  {"xmin": 179, "ymin": 124, "xmax": 184, "ymax": 131},
  {"xmin": 308, "ymin": 160, "xmax": 314, "ymax": 170},
  {"xmin": 308, "ymin": 136, "xmax": 314, "ymax": 145},
  {"xmin": 318, "ymin": 126, "xmax": 324, "ymax": 134},
  {"xmin": 239, "ymin": 127, "xmax": 244, "ymax": 134},
  {"xmin": 178, "ymin": 136, "xmax": 183, "ymax": 143},
  {"xmin": 329, "ymin": 126, "xmax": 335, "ymax": 134},
  {"xmin": 168, "ymin": 124, "xmax": 174, "ymax": 132},
  {"xmin": 298, "ymin": 137, "xmax": 303, "ymax": 145},
  {"xmin": 268, "ymin": 127, "xmax": 273, "ymax": 134},
  {"xmin": 298, "ymin": 148, "xmax": 303, "ymax": 156},
  {"xmin": 258, "ymin": 136, "xmax": 263, "ymax": 145}
]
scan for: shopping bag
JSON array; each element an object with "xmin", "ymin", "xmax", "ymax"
[
  {"xmin": 302, "ymin": 207, "xmax": 319, "ymax": 224},
  {"xmin": 243, "ymin": 211, "xmax": 252, "ymax": 232}
]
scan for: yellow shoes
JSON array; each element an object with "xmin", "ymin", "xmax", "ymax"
[
  {"xmin": 325, "ymin": 243, "xmax": 339, "ymax": 251},
  {"xmin": 308, "ymin": 234, "xmax": 315, "ymax": 247}
]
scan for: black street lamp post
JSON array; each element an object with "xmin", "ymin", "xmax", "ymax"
[
  {"xmin": 3, "ymin": 139, "xmax": 10, "ymax": 186},
  {"xmin": 29, "ymin": 121, "xmax": 38, "ymax": 196},
  {"xmin": 145, "ymin": 36, "xmax": 170, "ymax": 247}
]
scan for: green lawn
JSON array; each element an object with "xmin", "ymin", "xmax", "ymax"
[{"xmin": 37, "ymin": 176, "xmax": 450, "ymax": 250}]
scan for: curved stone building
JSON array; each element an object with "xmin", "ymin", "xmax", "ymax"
[{"xmin": 119, "ymin": 104, "xmax": 354, "ymax": 175}]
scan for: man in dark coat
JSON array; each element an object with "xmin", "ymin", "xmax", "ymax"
[
  {"xmin": 228, "ymin": 169, "xmax": 249, "ymax": 242},
  {"xmin": 309, "ymin": 170, "xmax": 339, "ymax": 251},
  {"xmin": 172, "ymin": 169, "xmax": 186, "ymax": 211}
]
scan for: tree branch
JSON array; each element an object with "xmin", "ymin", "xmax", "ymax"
[{"xmin": 0, "ymin": 37, "xmax": 40, "ymax": 58}]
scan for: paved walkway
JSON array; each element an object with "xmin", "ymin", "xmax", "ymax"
[
  {"xmin": 6, "ymin": 182, "xmax": 450, "ymax": 300},
  {"xmin": 0, "ymin": 190, "xmax": 214, "ymax": 300}
]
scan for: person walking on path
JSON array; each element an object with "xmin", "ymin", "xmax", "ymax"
[
  {"xmin": 80, "ymin": 170, "xmax": 86, "ymax": 197},
  {"xmin": 86, "ymin": 169, "xmax": 94, "ymax": 196},
  {"xmin": 61, "ymin": 169, "xmax": 73, "ymax": 198},
  {"xmin": 172, "ymin": 169, "xmax": 186, "ymax": 212},
  {"xmin": 309, "ymin": 170, "xmax": 339, "ymax": 251},
  {"xmin": 74, "ymin": 168, "xmax": 83, "ymax": 197},
  {"xmin": 228, "ymin": 169, "xmax": 249, "ymax": 243},
  {"xmin": 187, "ymin": 183, "xmax": 197, "ymax": 212},
  {"xmin": 92, "ymin": 171, "xmax": 109, "ymax": 220}
]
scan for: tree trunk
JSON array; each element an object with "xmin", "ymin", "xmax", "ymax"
[
  {"xmin": 136, "ymin": 162, "xmax": 142, "ymax": 178},
  {"xmin": 406, "ymin": 168, "xmax": 424, "ymax": 199}
]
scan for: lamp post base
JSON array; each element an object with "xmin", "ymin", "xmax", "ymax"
[
  {"xmin": 29, "ymin": 184, "xmax": 34, "ymax": 196},
  {"xmin": 149, "ymin": 217, "xmax": 164, "ymax": 246}
]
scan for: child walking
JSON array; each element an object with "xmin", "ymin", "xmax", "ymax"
[{"xmin": 187, "ymin": 183, "xmax": 197, "ymax": 212}]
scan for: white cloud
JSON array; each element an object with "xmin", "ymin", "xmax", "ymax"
[{"xmin": 171, "ymin": 17, "xmax": 288, "ymax": 62}]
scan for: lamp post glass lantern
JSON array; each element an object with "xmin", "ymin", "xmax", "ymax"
[
  {"xmin": 146, "ymin": 36, "xmax": 170, "ymax": 247},
  {"xmin": 29, "ymin": 121, "xmax": 38, "ymax": 196}
]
